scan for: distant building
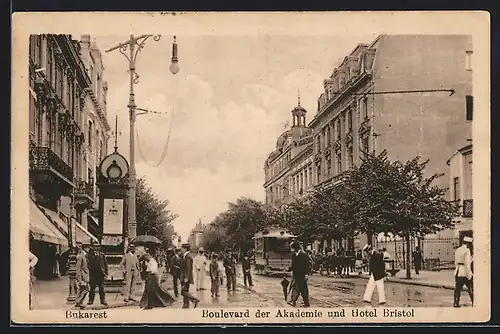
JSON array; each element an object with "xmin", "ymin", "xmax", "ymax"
[
  {"xmin": 447, "ymin": 144, "xmax": 473, "ymax": 240},
  {"xmin": 188, "ymin": 219, "xmax": 205, "ymax": 249}
]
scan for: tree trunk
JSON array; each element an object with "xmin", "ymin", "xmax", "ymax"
[
  {"xmin": 366, "ymin": 224, "xmax": 373, "ymax": 246},
  {"xmin": 405, "ymin": 233, "xmax": 412, "ymax": 279}
]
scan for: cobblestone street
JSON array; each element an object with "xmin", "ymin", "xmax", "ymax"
[{"xmin": 31, "ymin": 266, "xmax": 472, "ymax": 310}]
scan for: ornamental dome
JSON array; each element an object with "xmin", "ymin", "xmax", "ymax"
[{"xmin": 276, "ymin": 130, "xmax": 291, "ymax": 151}]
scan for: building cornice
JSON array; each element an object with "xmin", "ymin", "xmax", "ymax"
[
  {"xmin": 309, "ymin": 71, "xmax": 372, "ymax": 128},
  {"xmin": 84, "ymin": 87, "xmax": 111, "ymax": 132}
]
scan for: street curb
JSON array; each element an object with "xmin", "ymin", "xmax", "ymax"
[{"xmin": 357, "ymin": 275, "xmax": 455, "ymax": 290}]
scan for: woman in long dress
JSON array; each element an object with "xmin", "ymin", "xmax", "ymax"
[{"xmin": 139, "ymin": 250, "xmax": 175, "ymax": 310}]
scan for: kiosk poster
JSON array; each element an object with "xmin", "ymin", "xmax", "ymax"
[{"xmin": 102, "ymin": 198, "xmax": 124, "ymax": 235}]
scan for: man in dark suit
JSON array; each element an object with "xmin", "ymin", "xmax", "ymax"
[
  {"xmin": 223, "ymin": 250, "xmax": 237, "ymax": 292},
  {"xmin": 180, "ymin": 243, "xmax": 199, "ymax": 308},
  {"xmin": 288, "ymin": 241, "xmax": 310, "ymax": 307},
  {"xmin": 87, "ymin": 242, "xmax": 108, "ymax": 306},
  {"xmin": 170, "ymin": 248, "xmax": 182, "ymax": 298},
  {"xmin": 362, "ymin": 244, "xmax": 386, "ymax": 305}
]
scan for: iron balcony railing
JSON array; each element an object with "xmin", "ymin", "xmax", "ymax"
[
  {"xmin": 29, "ymin": 146, "xmax": 73, "ymax": 183},
  {"xmin": 463, "ymin": 199, "xmax": 473, "ymax": 218},
  {"xmin": 74, "ymin": 180, "xmax": 94, "ymax": 199}
]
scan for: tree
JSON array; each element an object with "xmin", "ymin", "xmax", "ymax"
[
  {"xmin": 136, "ymin": 177, "xmax": 178, "ymax": 249},
  {"xmin": 342, "ymin": 150, "xmax": 459, "ymax": 278},
  {"xmin": 200, "ymin": 197, "xmax": 270, "ymax": 254}
]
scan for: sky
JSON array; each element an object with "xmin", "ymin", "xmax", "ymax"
[{"xmin": 94, "ymin": 33, "xmax": 378, "ymax": 241}]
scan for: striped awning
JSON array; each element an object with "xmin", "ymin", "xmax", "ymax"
[
  {"xmin": 29, "ymin": 200, "xmax": 68, "ymax": 246},
  {"xmin": 75, "ymin": 220, "xmax": 99, "ymax": 245}
]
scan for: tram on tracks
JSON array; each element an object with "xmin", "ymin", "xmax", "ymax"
[{"xmin": 253, "ymin": 228, "xmax": 296, "ymax": 276}]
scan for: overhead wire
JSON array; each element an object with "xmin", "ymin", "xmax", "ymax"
[{"xmin": 136, "ymin": 104, "xmax": 176, "ymax": 167}]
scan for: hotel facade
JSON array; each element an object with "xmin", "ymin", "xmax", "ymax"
[{"xmin": 264, "ymin": 35, "xmax": 473, "ymax": 261}]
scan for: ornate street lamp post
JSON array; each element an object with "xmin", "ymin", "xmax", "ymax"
[{"xmin": 105, "ymin": 35, "xmax": 179, "ymax": 244}]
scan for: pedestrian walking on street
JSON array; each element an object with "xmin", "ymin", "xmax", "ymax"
[
  {"xmin": 412, "ymin": 246, "xmax": 423, "ymax": 275},
  {"xmin": 288, "ymin": 241, "xmax": 310, "ymax": 307},
  {"xmin": 194, "ymin": 247, "xmax": 208, "ymax": 291},
  {"xmin": 362, "ymin": 244, "xmax": 386, "ymax": 305},
  {"xmin": 120, "ymin": 243, "xmax": 140, "ymax": 303},
  {"xmin": 74, "ymin": 243, "xmax": 90, "ymax": 309},
  {"xmin": 29, "ymin": 251, "xmax": 38, "ymax": 310},
  {"xmin": 223, "ymin": 250, "xmax": 237, "ymax": 292},
  {"xmin": 454, "ymin": 236, "xmax": 474, "ymax": 307},
  {"xmin": 139, "ymin": 249, "xmax": 175, "ymax": 310},
  {"xmin": 209, "ymin": 253, "xmax": 222, "ymax": 298},
  {"xmin": 87, "ymin": 242, "xmax": 108, "ymax": 307},
  {"xmin": 241, "ymin": 251, "xmax": 253, "ymax": 288},
  {"xmin": 180, "ymin": 243, "xmax": 199, "ymax": 309},
  {"xmin": 170, "ymin": 248, "xmax": 182, "ymax": 298}
]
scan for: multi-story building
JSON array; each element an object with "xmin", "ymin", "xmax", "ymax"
[
  {"xmin": 76, "ymin": 34, "xmax": 111, "ymax": 238},
  {"xmin": 264, "ymin": 96, "xmax": 313, "ymax": 208},
  {"xmin": 28, "ymin": 34, "xmax": 103, "ymax": 279},
  {"xmin": 264, "ymin": 35, "xmax": 473, "ymax": 257},
  {"xmin": 447, "ymin": 144, "xmax": 473, "ymax": 240}
]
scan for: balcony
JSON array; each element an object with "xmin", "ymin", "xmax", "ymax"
[
  {"xmin": 30, "ymin": 146, "xmax": 74, "ymax": 189},
  {"xmin": 74, "ymin": 180, "xmax": 95, "ymax": 208},
  {"xmin": 463, "ymin": 199, "xmax": 473, "ymax": 218}
]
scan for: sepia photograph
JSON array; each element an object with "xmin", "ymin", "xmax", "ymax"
[{"xmin": 11, "ymin": 12, "xmax": 490, "ymax": 324}]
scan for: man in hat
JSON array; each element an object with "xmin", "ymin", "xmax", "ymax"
[
  {"xmin": 223, "ymin": 249, "xmax": 237, "ymax": 292},
  {"xmin": 241, "ymin": 251, "xmax": 253, "ymax": 288},
  {"xmin": 74, "ymin": 242, "xmax": 90, "ymax": 309},
  {"xmin": 120, "ymin": 243, "xmax": 140, "ymax": 302},
  {"xmin": 453, "ymin": 236, "xmax": 474, "ymax": 307},
  {"xmin": 180, "ymin": 243, "xmax": 199, "ymax": 308},
  {"xmin": 362, "ymin": 244, "xmax": 386, "ymax": 305},
  {"xmin": 288, "ymin": 241, "xmax": 310, "ymax": 307},
  {"xmin": 194, "ymin": 247, "xmax": 208, "ymax": 291},
  {"xmin": 87, "ymin": 241, "xmax": 108, "ymax": 306},
  {"xmin": 170, "ymin": 248, "xmax": 182, "ymax": 298}
]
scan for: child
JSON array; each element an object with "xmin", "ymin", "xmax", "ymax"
[
  {"xmin": 209, "ymin": 254, "xmax": 222, "ymax": 298},
  {"xmin": 280, "ymin": 274, "xmax": 290, "ymax": 301}
]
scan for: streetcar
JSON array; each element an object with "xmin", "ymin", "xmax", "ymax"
[{"xmin": 253, "ymin": 228, "xmax": 296, "ymax": 276}]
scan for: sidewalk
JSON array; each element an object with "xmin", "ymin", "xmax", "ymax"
[{"xmin": 357, "ymin": 270, "xmax": 457, "ymax": 290}]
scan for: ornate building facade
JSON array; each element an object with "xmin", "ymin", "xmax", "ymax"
[
  {"xmin": 28, "ymin": 34, "xmax": 106, "ymax": 279},
  {"xmin": 75, "ymin": 34, "xmax": 111, "ymax": 236},
  {"xmin": 264, "ymin": 34, "xmax": 473, "ymax": 257}
]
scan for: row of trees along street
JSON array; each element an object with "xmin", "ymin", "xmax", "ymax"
[
  {"xmin": 136, "ymin": 177, "xmax": 178, "ymax": 249},
  {"xmin": 199, "ymin": 151, "xmax": 460, "ymax": 279}
]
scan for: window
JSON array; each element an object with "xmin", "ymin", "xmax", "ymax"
[
  {"xmin": 316, "ymin": 136, "xmax": 321, "ymax": 153},
  {"xmin": 348, "ymin": 146, "xmax": 354, "ymax": 168},
  {"xmin": 88, "ymin": 121, "xmax": 93, "ymax": 149},
  {"xmin": 466, "ymin": 95, "xmax": 473, "ymax": 121},
  {"xmin": 466, "ymin": 50, "xmax": 473, "ymax": 71},
  {"xmin": 337, "ymin": 153, "xmax": 342, "ymax": 174},
  {"xmin": 300, "ymin": 173, "xmax": 304, "ymax": 191},
  {"xmin": 326, "ymin": 126, "xmax": 331, "ymax": 145},
  {"xmin": 347, "ymin": 109, "xmax": 353, "ymax": 132},
  {"xmin": 361, "ymin": 97, "xmax": 368, "ymax": 120},
  {"xmin": 304, "ymin": 170, "xmax": 308, "ymax": 188},
  {"xmin": 453, "ymin": 177, "xmax": 460, "ymax": 202},
  {"xmin": 327, "ymin": 158, "xmax": 332, "ymax": 175},
  {"xmin": 309, "ymin": 167, "xmax": 313, "ymax": 186},
  {"xmin": 316, "ymin": 164, "xmax": 321, "ymax": 183},
  {"xmin": 362, "ymin": 137, "xmax": 369, "ymax": 156},
  {"xmin": 88, "ymin": 168, "xmax": 93, "ymax": 183}
]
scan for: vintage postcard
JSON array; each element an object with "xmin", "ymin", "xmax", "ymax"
[{"xmin": 11, "ymin": 11, "xmax": 490, "ymax": 324}]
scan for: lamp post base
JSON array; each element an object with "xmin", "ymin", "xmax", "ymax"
[{"xmin": 66, "ymin": 249, "xmax": 78, "ymax": 304}]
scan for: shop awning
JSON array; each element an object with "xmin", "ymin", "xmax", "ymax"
[
  {"xmin": 43, "ymin": 208, "xmax": 69, "ymax": 236},
  {"xmin": 88, "ymin": 214, "xmax": 99, "ymax": 226},
  {"xmin": 30, "ymin": 200, "xmax": 68, "ymax": 246},
  {"xmin": 75, "ymin": 220, "xmax": 99, "ymax": 245}
]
